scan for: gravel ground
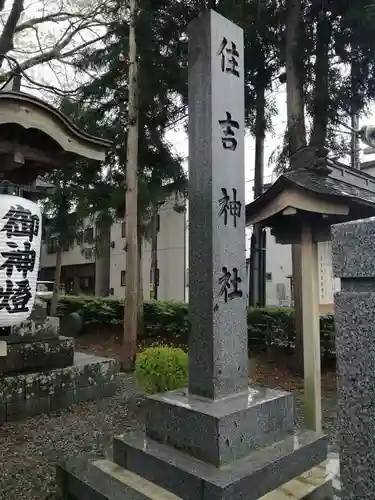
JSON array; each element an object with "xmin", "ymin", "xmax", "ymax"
[
  {"xmin": 0, "ymin": 374, "xmax": 143, "ymax": 500},
  {"xmin": 0, "ymin": 369, "xmax": 338, "ymax": 500}
]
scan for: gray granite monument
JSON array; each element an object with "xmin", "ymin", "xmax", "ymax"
[
  {"xmin": 58, "ymin": 10, "xmax": 331, "ymax": 499},
  {"xmin": 332, "ymin": 217, "xmax": 375, "ymax": 498}
]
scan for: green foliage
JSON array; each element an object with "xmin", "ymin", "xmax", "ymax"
[
  {"xmin": 143, "ymin": 300, "xmax": 189, "ymax": 336},
  {"xmin": 68, "ymin": 0, "xmax": 190, "ymax": 224},
  {"xmin": 135, "ymin": 347, "xmax": 188, "ymax": 394},
  {"xmin": 247, "ymin": 307, "xmax": 296, "ymax": 348},
  {"xmin": 248, "ymin": 307, "xmax": 335, "ymax": 358},
  {"xmin": 47, "ymin": 296, "xmax": 335, "ymax": 358},
  {"xmin": 46, "ymin": 295, "xmax": 189, "ymax": 337}
]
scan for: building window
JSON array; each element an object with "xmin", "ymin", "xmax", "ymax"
[
  {"xmin": 47, "ymin": 237, "xmax": 58, "ymax": 254},
  {"xmin": 121, "ymin": 270, "xmax": 126, "ymax": 286},
  {"xmin": 79, "ymin": 277, "xmax": 94, "ymax": 290},
  {"xmin": 266, "ymin": 272, "xmax": 272, "ymax": 281},
  {"xmin": 121, "ymin": 221, "xmax": 126, "ymax": 237},
  {"xmin": 84, "ymin": 227, "xmax": 94, "ymax": 244},
  {"xmin": 62, "ymin": 241, "xmax": 70, "ymax": 252}
]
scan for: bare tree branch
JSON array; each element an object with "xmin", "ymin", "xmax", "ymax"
[
  {"xmin": 0, "ymin": 0, "xmax": 112, "ymax": 93},
  {"xmin": 0, "ymin": 0, "xmax": 24, "ymax": 65},
  {"xmin": 15, "ymin": 3, "xmax": 107, "ymax": 34},
  {"xmin": 1, "ymin": 30, "xmax": 109, "ymax": 78}
]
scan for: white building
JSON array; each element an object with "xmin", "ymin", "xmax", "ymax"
[
  {"xmin": 39, "ymin": 196, "xmax": 188, "ymax": 302},
  {"xmin": 263, "ymin": 229, "xmax": 340, "ymax": 313},
  {"xmin": 40, "ymin": 159, "xmax": 375, "ymax": 306}
]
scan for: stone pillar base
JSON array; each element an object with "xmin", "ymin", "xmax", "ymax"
[
  {"xmin": 58, "ymin": 386, "xmax": 330, "ymax": 500},
  {"xmin": 58, "ymin": 457, "xmax": 335, "ymax": 500}
]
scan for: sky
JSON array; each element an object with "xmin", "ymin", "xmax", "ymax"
[
  {"xmin": 165, "ymin": 88, "xmax": 375, "ymax": 206},
  {"xmin": 165, "ymin": 91, "xmax": 286, "ymax": 206},
  {"xmin": 7, "ymin": 0, "xmax": 375, "ymax": 209}
]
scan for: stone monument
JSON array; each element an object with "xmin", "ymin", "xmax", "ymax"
[
  {"xmin": 332, "ymin": 218, "xmax": 375, "ymax": 498},
  {"xmin": 58, "ymin": 11, "xmax": 332, "ymax": 499}
]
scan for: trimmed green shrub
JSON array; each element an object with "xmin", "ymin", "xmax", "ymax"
[
  {"xmin": 248, "ymin": 307, "xmax": 295, "ymax": 348},
  {"xmin": 247, "ymin": 307, "xmax": 335, "ymax": 358},
  {"xmin": 43, "ymin": 295, "xmax": 189, "ymax": 338},
  {"xmin": 320, "ymin": 313, "xmax": 335, "ymax": 358},
  {"xmin": 43, "ymin": 295, "xmax": 336, "ymax": 358},
  {"xmin": 135, "ymin": 347, "xmax": 188, "ymax": 394}
]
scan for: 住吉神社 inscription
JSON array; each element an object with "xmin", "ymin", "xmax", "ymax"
[
  {"xmin": 219, "ymin": 112, "xmax": 240, "ymax": 150},
  {"xmin": 218, "ymin": 266, "xmax": 243, "ymax": 303},
  {"xmin": 218, "ymin": 188, "xmax": 242, "ymax": 227},
  {"xmin": 217, "ymin": 37, "xmax": 240, "ymax": 77}
]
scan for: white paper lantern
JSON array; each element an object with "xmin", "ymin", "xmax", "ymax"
[{"xmin": 0, "ymin": 195, "xmax": 42, "ymax": 327}]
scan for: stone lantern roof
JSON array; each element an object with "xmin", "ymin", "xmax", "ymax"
[
  {"xmin": 0, "ymin": 91, "xmax": 112, "ymax": 184},
  {"xmin": 246, "ymin": 147, "xmax": 375, "ymax": 244}
]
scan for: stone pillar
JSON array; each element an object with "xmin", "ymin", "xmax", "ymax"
[
  {"xmin": 332, "ymin": 218, "xmax": 375, "ymax": 498},
  {"xmin": 188, "ymin": 5, "xmax": 247, "ymax": 400}
]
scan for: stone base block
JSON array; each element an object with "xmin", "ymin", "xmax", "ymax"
[
  {"xmin": 0, "ymin": 352, "xmax": 119, "ymax": 424},
  {"xmin": 58, "ymin": 431, "xmax": 329, "ymax": 500},
  {"xmin": 111, "ymin": 429, "xmax": 328, "ymax": 500},
  {"xmin": 260, "ymin": 456, "xmax": 337, "ymax": 499},
  {"xmin": 0, "ymin": 336, "xmax": 73, "ymax": 374},
  {"xmin": 145, "ymin": 386, "xmax": 294, "ymax": 466},
  {"xmin": 9, "ymin": 315, "xmax": 60, "ymax": 338},
  {"xmin": 57, "ymin": 458, "xmax": 181, "ymax": 500}
]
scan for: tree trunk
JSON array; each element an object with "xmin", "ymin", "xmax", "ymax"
[
  {"xmin": 50, "ymin": 244, "xmax": 63, "ymax": 317},
  {"xmin": 253, "ymin": 75, "xmax": 266, "ymax": 307},
  {"xmin": 150, "ymin": 204, "xmax": 158, "ymax": 300},
  {"xmin": 122, "ymin": 0, "xmax": 139, "ymax": 372},
  {"xmin": 351, "ymin": 48, "xmax": 361, "ymax": 169},
  {"xmin": 285, "ymin": 0, "xmax": 306, "ymax": 155},
  {"xmin": 0, "ymin": 0, "xmax": 25, "ymax": 66},
  {"xmin": 310, "ymin": 5, "xmax": 331, "ymax": 149},
  {"xmin": 291, "ymin": 2, "xmax": 332, "ymax": 374},
  {"xmin": 138, "ymin": 231, "xmax": 144, "ymax": 337},
  {"xmin": 285, "ymin": 0, "xmax": 307, "ymax": 374}
]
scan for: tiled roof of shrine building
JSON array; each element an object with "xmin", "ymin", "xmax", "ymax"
[{"xmin": 246, "ymin": 147, "xmax": 375, "ymax": 228}]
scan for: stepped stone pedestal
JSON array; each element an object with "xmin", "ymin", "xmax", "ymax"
[
  {"xmin": 58, "ymin": 385, "xmax": 330, "ymax": 500},
  {"xmin": 0, "ymin": 350, "xmax": 118, "ymax": 424},
  {"xmin": 57, "ymin": 10, "xmax": 331, "ymax": 499},
  {"xmin": 0, "ymin": 300, "xmax": 119, "ymax": 424},
  {"xmin": 0, "ymin": 335, "xmax": 73, "ymax": 374}
]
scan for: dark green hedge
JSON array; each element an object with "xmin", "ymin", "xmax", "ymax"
[
  {"xmin": 247, "ymin": 307, "xmax": 335, "ymax": 357},
  {"xmin": 49, "ymin": 295, "xmax": 189, "ymax": 338},
  {"xmin": 47, "ymin": 296, "xmax": 335, "ymax": 357}
]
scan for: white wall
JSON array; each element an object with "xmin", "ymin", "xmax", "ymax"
[
  {"xmin": 109, "ymin": 197, "xmax": 187, "ymax": 301},
  {"xmin": 264, "ymin": 230, "xmax": 339, "ymax": 309},
  {"xmin": 40, "ymin": 197, "xmax": 187, "ymax": 302},
  {"xmin": 264, "ymin": 228, "xmax": 293, "ymax": 307}
]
